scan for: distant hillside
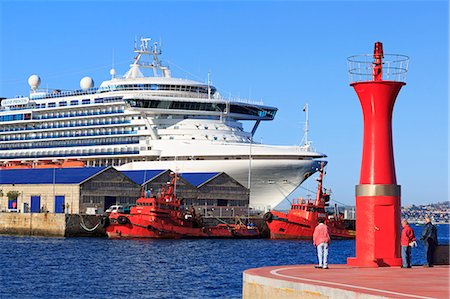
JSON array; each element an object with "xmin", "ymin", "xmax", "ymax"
[{"xmin": 402, "ymin": 201, "xmax": 449, "ymax": 224}]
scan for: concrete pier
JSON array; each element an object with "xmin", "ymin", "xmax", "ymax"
[
  {"xmin": 243, "ymin": 264, "xmax": 449, "ymax": 299},
  {"xmin": 0, "ymin": 212, "xmax": 105, "ymax": 237}
]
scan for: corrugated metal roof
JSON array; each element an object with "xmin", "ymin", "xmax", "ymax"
[
  {"xmin": 180, "ymin": 172, "xmax": 219, "ymax": 187},
  {"xmin": 121, "ymin": 170, "xmax": 166, "ymax": 185},
  {"xmin": 0, "ymin": 167, "xmax": 108, "ymax": 184}
]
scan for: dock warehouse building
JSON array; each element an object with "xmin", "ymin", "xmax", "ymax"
[
  {"xmin": 121, "ymin": 169, "xmax": 200, "ymax": 203},
  {"xmin": 0, "ymin": 167, "xmax": 140, "ymax": 214},
  {"xmin": 122, "ymin": 170, "xmax": 250, "ymax": 217}
]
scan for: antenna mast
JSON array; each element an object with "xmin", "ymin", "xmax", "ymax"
[
  {"xmin": 301, "ymin": 103, "xmax": 312, "ymax": 149},
  {"xmin": 124, "ymin": 37, "xmax": 169, "ymax": 79},
  {"xmin": 304, "ymin": 103, "xmax": 309, "ymax": 146},
  {"xmin": 207, "ymin": 72, "xmax": 211, "ymax": 100}
]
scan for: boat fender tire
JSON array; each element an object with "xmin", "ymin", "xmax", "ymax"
[
  {"xmin": 101, "ymin": 216, "xmax": 110, "ymax": 228},
  {"xmin": 117, "ymin": 216, "xmax": 129, "ymax": 225},
  {"xmin": 263, "ymin": 212, "xmax": 273, "ymax": 223},
  {"xmin": 147, "ymin": 225, "xmax": 155, "ymax": 231}
]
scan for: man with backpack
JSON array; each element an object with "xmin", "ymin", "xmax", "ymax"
[{"xmin": 420, "ymin": 216, "xmax": 438, "ymax": 267}]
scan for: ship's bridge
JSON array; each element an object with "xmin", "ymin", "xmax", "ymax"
[
  {"xmin": 97, "ymin": 77, "xmax": 217, "ymax": 98},
  {"xmin": 123, "ymin": 94, "xmax": 277, "ymax": 121}
]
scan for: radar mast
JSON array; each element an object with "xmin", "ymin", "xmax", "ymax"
[{"xmin": 124, "ymin": 37, "xmax": 171, "ymax": 79}]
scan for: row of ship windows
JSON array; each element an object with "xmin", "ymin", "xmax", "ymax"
[
  {"xmin": 33, "ymin": 108, "xmax": 125, "ymax": 120},
  {"xmin": 163, "ymin": 135, "xmax": 249, "ymax": 142},
  {"xmin": 35, "ymin": 97, "xmax": 122, "ymax": 108},
  {"xmin": 0, "ymin": 149, "xmax": 140, "ymax": 159},
  {"xmin": 0, "ymin": 129, "xmax": 141, "ymax": 141},
  {"xmin": 126, "ymin": 99, "xmax": 277, "ymax": 119},
  {"xmin": 0, "ymin": 108, "xmax": 125, "ymax": 124},
  {"xmin": 98, "ymin": 84, "xmax": 217, "ymax": 95},
  {"xmin": 168, "ymin": 135, "xmax": 223, "ymax": 141},
  {"xmin": 0, "ymin": 137, "xmax": 140, "ymax": 151},
  {"xmin": 169, "ymin": 124, "xmax": 242, "ymax": 132},
  {"xmin": 27, "ymin": 84, "xmax": 216, "ymax": 101},
  {"xmin": 0, "ymin": 118, "xmax": 131, "ymax": 133},
  {"xmin": 4, "ymin": 97, "xmax": 123, "ymax": 111},
  {"xmin": 0, "ymin": 114, "xmax": 30, "ymax": 122}
]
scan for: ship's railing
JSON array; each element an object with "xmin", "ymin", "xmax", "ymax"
[
  {"xmin": 226, "ymin": 97, "xmax": 264, "ymax": 106},
  {"xmin": 0, "ymin": 119, "xmax": 130, "ymax": 133},
  {"xmin": 0, "ymin": 138, "xmax": 139, "ymax": 151},
  {"xmin": 0, "ymin": 97, "xmax": 124, "ymax": 113},
  {"xmin": 0, "ymin": 130, "xmax": 138, "ymax": 142},
  {"xmin": 29, "ymin": 88, "xmax": 99, "ymax": 100},
  {"xmin": 194, "ymin": 206, "xmax": 254, "ymax": 218},
  {"xmin": 0, "ymin": 149, "xmax": 140, "ymax": 160},
  {"xmin": 347, "ymin": 54, "xmax": 409, "ymax": 83},
  {"xmin": 34, "ymin": 109, "xmax": 125, "ymax": 120}
]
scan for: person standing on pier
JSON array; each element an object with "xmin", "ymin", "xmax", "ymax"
[
  {"xmin": 401, "ymin": 219, "xmax": 416, "ymax": 268},
  {"xmin": 313, "ymin": 218, "xmax": 330, "ymax": 269},
  {"xmin": 420, "ymin": 216, "xmax": 438, "ymax": 267}
]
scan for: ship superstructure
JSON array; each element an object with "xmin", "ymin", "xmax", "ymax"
[{"xmin": 0, "ymin": 37, "xmax": 326, "ymax": 209}]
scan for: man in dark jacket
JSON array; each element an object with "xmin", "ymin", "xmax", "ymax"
[{"xmin": 420, "ymin": 216, "xmax": 438, "ymax": 267}]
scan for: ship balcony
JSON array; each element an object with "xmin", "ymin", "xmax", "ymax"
[
  {"xmin": 0, "ymin": 148, "xmax": 141, "ymax": 160},
  {"xmin": 0, "ymin": 97, "xmax": 126, "ymax": 113},
  {"xmin": 33, "ymin": 108, "xmax": 126, "ymax": 120},
  {"xmin": 0, "ymin": 120, "xmax": 133, "ymax": 134},
  {"xmin": 0, "ymin": 137, "xmax": 140, "ymax": 151},
  {"xmin": 0, "ymin": 110, "xmax": 139, "ymax": 128},
  {"xmin": 0, "ymin": 130, "xmax": 145, "ymax": 143}
]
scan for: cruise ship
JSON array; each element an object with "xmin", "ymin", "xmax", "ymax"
[{"xmin": 0, "ymin": 38, "xmax": 326, "ymax": 209}]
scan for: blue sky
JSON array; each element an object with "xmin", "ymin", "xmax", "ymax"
[{"xmin": 0, "ymin": 1, "xmax": 448, "ymax": 207}]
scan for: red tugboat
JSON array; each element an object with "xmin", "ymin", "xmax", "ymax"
[
  {"xmin": 264, "ymin": 163, "xmax": 355, "ymax": 239},
  {"xmin": 104, "ymin": 174, "xmax": 260, "ymax": 239}
]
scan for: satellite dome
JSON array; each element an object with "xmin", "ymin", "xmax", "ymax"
[
  {"xmin": 80, "ymin": 76, "xmax": 94, "ymax": 90},
  {"xmin": 28, "ymin": 74, "xmax": 41, "ymax": 91},
  {"xmin": 110, "ymin": 68, "xmax": 116, "ymax": 76}
]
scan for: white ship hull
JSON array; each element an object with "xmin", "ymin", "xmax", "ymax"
[{"xmin": 117, "ymin": 158, "xmax": 324, "ymax": 209}]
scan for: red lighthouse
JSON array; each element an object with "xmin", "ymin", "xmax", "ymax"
[{"xmin": 347, "ymin": 42, "xmax": 409, "ymax": 267}]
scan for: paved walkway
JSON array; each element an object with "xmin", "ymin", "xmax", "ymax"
[{"xmin": 243, "ymin": 264, "xmax": 450, "ymax": 299}]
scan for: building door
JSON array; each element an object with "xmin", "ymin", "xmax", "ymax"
[
  {"xmin": 54, "ymin": 196, "xmax": 65, "ymax": 213},
  {"xmin": 104, "ymin": 196, "xmax": 117, "ymax": 210},
  {"xmin": 30, "ymin": 196, "xmax": 41, "ymax": 213}
]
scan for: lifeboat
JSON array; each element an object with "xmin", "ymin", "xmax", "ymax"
[
  {"xmin": 104, "ymin": 174, "xmax": 260, "ymax": 239},
  {"xmin": 1, "ymin": 161, "xmax": 32, "ymax": 169},
  {"xmin": 264, "ymin": 163, "xmax": 355, "ymax": 239},
  {"xmin": 34, "ymin": 160, "xmax": 62, "ymax": 168},
  {"xmin": 61, "ymin": 159, "xmax": 85, "ymax": 168}
]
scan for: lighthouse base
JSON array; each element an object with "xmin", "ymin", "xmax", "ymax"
[
  {"xmin": 347, "ymin": 257, "xmax": 402, "ymax": 268},
  {"xmin": 347, "ymin": 184, "xmax": 402, "ymax": 268}
]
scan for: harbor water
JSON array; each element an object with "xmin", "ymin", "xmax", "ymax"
[{"xmin": 1, "ymin": 224, "xmax": 448, "ymax": 298}]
